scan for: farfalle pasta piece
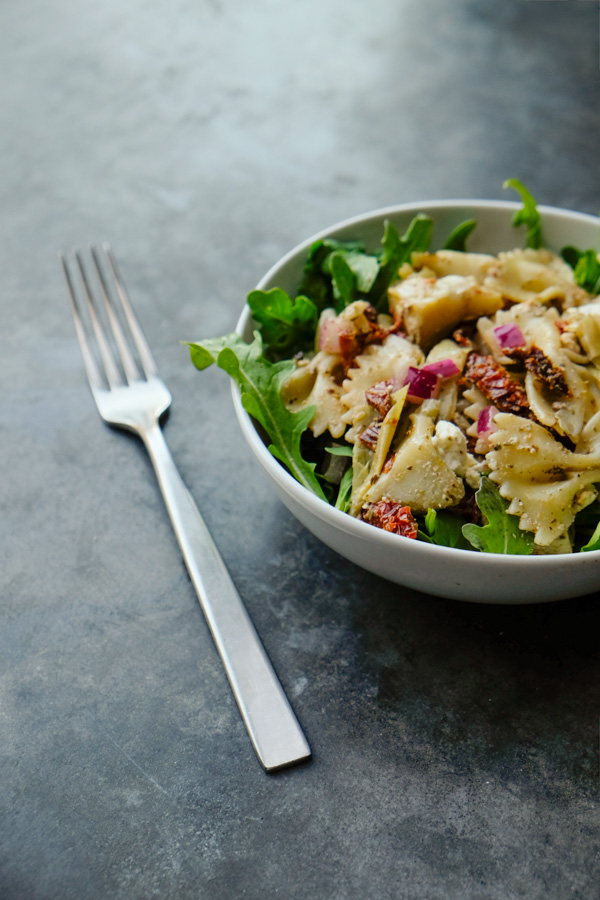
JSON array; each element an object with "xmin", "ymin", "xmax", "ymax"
[
  {"xmin": 341, "ymin": 334, "xmax": 423, "ymax": 442},
  {"xmin": 411, "ymin": 249, "xmax": 496, "ymax": 283},
  {"xmin": 575, "ymin": 364, "xmax": 600, "ymax": 415},
  {"xmin": 486, "ymin": 412, "xmax": 600, "ymax": 545},
  {"xmin": 483, "ymin": 248, "xmax": 589, "ymax": 308},
  {"xmin": 491, "ymin": 303, "xmax": 594, "ymax": 441},
  {"xmin": 574, "ymin": 408, "xmax": 600, "ymax": 454},
  {"xmin": 559, "ymin": 299, "xmax": 600, "ymax": 361},
  {"xmin": 488, "ymin": 412, "xmax": 600, "ymax": 477},
  {"xmin": 462, "ymin": 385, "xmax": 492, "ymax": 453},
  {"xmin": 532, "ymin": 532, "xmax": 574, "ymax": 555},
  {"xmin": 361, "ymin": 412, "xmax": 466, "ymax": 512},
  {"xmin": 495, "ymin": 475, "xmax": 597, "ymax": 548},
  {"xmin": 281, "ymin": 351, "xmax": 346, "ymax": 438},
  {"xmin": 462, "ymin": 386, "xmax": 488, "ymax": 423}
]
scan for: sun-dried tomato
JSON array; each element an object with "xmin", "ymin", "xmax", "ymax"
[
  {"xmin": 362, "ymin": 500, "xmax": 418, "ymax": 538},
  {"xmin": 464, "ymin": 353, "xmax": 530, "ymax": 416},
  {"xmin": 506, "ymin": 345, "xmax": 570, "ymax": 396},
  {"xmin": 452, "ymin": 322, "xmax": 478, "ymax": 347}
]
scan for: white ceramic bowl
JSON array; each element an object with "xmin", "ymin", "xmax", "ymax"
[{"xmin": 233, "ymin": 200, "xmax": 600, "ymax": 604}]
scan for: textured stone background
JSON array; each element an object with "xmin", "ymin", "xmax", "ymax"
[{"xmin": 0, "ymin": 1, "xmax": 599, "ymax": 897}]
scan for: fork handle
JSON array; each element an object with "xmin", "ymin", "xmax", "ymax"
[{"xmin": 141, "ymin": 422, "xmax": 311, "ymax": 772}]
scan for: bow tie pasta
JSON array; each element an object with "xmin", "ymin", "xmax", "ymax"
[
  {"xmin": 189, "ymin": 178, "xmax": 600, "ymax": 557},
  {"xmin": 280, "ymin": 240, "xmax": 600, "ymax": 553}
]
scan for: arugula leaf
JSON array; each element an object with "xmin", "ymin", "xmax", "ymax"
[
  {"xmin": 573, "ymin": 250, "xmax": 600, "ymax": 293},
  {"xmin": 319, "ymin": 443, "xmax": 351, "ymax": 492},
  {"xmin": 503, "ymin": 178, "xmax": 542, "ymax": 249},
  {"xmin": 580, "ymin": 520, "xmax": 600, "ymax": 552},
  {"xmin": 560, "ymin": 246, "xmax": 600, "ymax": 294},
  {"xmin": 561, "ymin": 245, "xmax": 581, "ymax": 271},
  {"xmin": 246, "ymin": 287, "xmax": 317, "ymax": 360},
  {"xmin": 462, "ymin": 476, "xmax": 534, "ymax": 554},
  {"xmin": 295, "ymin": 216, "xmax": 432, "ymax": 316},
  {"xmin": 366, "ymin": 215, "xmax": 433, "ymax": 309},
  {"xmin": 297, "ymin": 238, "xmax": 365, "ymax": 313},
  {"xmin": 573, "ymin": 498, "xmax": 600, "ymax": 529},
  {"xmin": 329, "ymin": 252, "xmax": 358, "ymax": 310},
  {"xmin": 305, "ymin": 238, "xmax": 385, "ymax": 313},
  {"xmin": 443, "ymin": 218, "xmax": 477, "ymax": 251},
  {"xmin": 334, "ymin": 466, "xmax": 353, "ymax": 512},
  {"xmin": 325, "ymin": 445, "xmax": 353, "ymax": 457},
  {"xmin": 577, "ymin": 500, "xmax": 600, "ymax": 551},
  {"xmin": 187, "ymin": 332, "xmax": 326, "ymax": 499},
  {"xmin": 323, "ymin": 246, "xmax": 379, "ymax": 289},
  {"xmin": 340, "ymin": 250, "xmax": 380, "ymax": 293},
  {"xmin": 326, "ymin": 248, "xmax": 381, "ymax": 311},
  {"xmin": 423, "ymin": 508, "xmax": 473, "ymax": 550}
]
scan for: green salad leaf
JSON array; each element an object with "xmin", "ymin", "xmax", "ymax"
[
  {"xmin": 561, "ymin": 245, "xmax": 581, "ymax": 272},
  {"xmin": 442, "ymin": 218, "xmax": 477, "ymax": 251},
  {"xmin": 504, "ymin": 178, "xmax": 542, "ymax": 249},
  {"xmin": 246, "ymin": 287, "xmax": 317, "ymax": 360},
  {"xmin": 580, "ymin": 521, "xmax": 600, "ymax": 552},
  {"xmin": 329, "ymin": 252, "xmax": 360, "ymax": 309},
  {"xmin": 422, "ymin": 508, "xmax": 472, "ymax": 550},
  {"xmin": 297, "ymin": 238, "xmax": 365, "ymax": 313},
  {"xmin": 576, "ymin": 500, "xmax": 600, "ymax": 551},
  {"xmin": 187, "ymin": 332, "xmax": 326, "ymax": 499},
  {"xmin": 334, "ymin": 467, "xmax": 353, "ymax": 512},
  {"xmin": 188, "ymin": 187, "xmax": 600, "ymax": 556},
  {"xmin": 325, "ymin": 445, "xmax": 353, "ymax": 457},
  {"xmin": 462, "ymin": 477, "xmax": 535, "ymax": 555},
  {"xmin": 295, "ymin": 214, "xmax": 433, "ymax": 315},
  {"xmin": 572, "ymin": 500, "xmax": 600, "ymax": 551},
  {"xmin": 327, "ymin": 247, "xmax": 380, "ymax": 296},
  {"xmin": 561, "ymin": 246, "xmax": 600, "ymax": 294},
  {"xmin": 367, "ymin": 214, "xmax": 433, "ymax": 310}
]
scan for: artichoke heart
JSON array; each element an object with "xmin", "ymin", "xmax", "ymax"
[
  {"xmin": 362, "ymin": 412, "xmax": 465, "ymax": 512},
  {"xmin": 388, "ymin": 273, "xmax": 502, "ymax": 349}
]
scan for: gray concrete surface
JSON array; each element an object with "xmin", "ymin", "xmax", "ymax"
[{"xmin": 0, "ymin": 1, "xmax": 599, "ymax": 897}]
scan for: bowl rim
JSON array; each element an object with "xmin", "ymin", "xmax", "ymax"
[
  {"xmin": 233, "ymin": 198, "xmax": 600, "ymax": 569},
  {"xmin": 253, "ymin": 198, "xmax": 600, "ymax": 291}
]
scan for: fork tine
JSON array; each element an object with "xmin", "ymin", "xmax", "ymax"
[
  {"xmin": 74, "ymin": 250, "xmax": 123, "ymax": 389},
  {"xmin": 60, "ymin": 252, "xmax": 106, "ymax": 393},
  {"xmin": 103, "ymin": 244, "xmax": 158, "ymax": 378},
  {"xmin": 90, "ymin": 245, "xmax": 141, "ymax": 384}
]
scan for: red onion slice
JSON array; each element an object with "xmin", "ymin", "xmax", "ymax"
[
  {"xmin": 477, "ymin": 404, "xmax": 499, "ymax": 437},
  {"xmin": 422, "ymin": 358, "xmax": 461, "ymax": 379},
  {"xmin": 403, "ymin": 366, "xmax": 440, "ymax": 402},
  {"xmin": 493, "ymin": 322, "xmax": 526, "ymax": 350}
]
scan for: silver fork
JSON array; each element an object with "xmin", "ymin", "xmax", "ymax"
[{"xmin": 60, "ymin": 245, "xmax": 311, "ymax": 772}]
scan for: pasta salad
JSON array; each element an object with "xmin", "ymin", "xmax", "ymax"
[{"xmin": 189, "ymin": 181, "xmax": 600, "ymax": 555}]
